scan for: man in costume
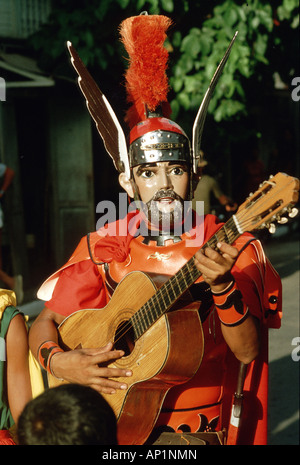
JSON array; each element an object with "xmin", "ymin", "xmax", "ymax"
[{"xmin": 29, "ymin": 14, "xmax": 283, "ymax": 445}]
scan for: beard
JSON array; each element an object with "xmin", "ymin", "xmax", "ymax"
[{"xmin": 143, "ymin": 189, "xmax": 186, "ymax": 233}]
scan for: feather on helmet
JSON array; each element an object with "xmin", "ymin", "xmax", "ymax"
[{"xmin": 67, "ymin": 12, "xmax": 237, "ymax": 181}]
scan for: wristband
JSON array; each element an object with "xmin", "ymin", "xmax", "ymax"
[
  {"xmin": 38, "ymin": 341, "xmax": 64, "ymax": 373},
  {"xmin": 212, "ymin": 280, "xmax": 249, "ymax": 326}
]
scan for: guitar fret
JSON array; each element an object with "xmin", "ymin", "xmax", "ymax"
[
  {"xmin": 223, "ymin": 230, "xmax": 230, "ymax": 242},
  {"xmin": 145, "ymin": 298, "xmax": 159, "ymax": 322},
  {"xmin": 216, "ymin": 229, "xmax": 226, "ymax": 244},
  {"xmin": 181, "ymin": 265, "xmax": 192, "ymax": 287},
  {"xmin": 134, "ymin": 326, "xmax": 142, "ymax": 340},
  {"xmin": 175, "ymin": 269, "xmax": 186, "ymax": 293},
  {"xmin": 186, "ymin": 259, "xmax": 199, "ymax": 281},
  {"xmin": 146, "ymin": 303, "xmax": 156, "ymax": 327},
  {"xmin": 142, "ymin": 304, "xmax": 152, "ymax": 333},
  {"xmin": 136, "ymin": 310, "xmax": 147, "ymax": 337},
  {"xmin": 167, "ymin": 278, "xmax": 176, "ymax": 301},
  {"xmin": 147, "ymin": 303, "xmax": 157, "ymax": 325},
  {"xmin": 130, "ymin": 312, "xmax": 143, "ymax": 340},
  {"xmin": 170, "ymin": 275, "xmax": 181, "ymax": 296},
  {"xmin": 173, "ymin": 272, "xmax": 184, "ymax": 294},
  {"xmin": 180, "ymin": 266, "xmax": 187, "ymax": 289},
  {"xmin": 228, "ymin": 219, "xmax": 239, "ymax": 243},
  {"xmin": 152, "ymin": 293, "xmax": 164, "ymax": 319},
  {"xmin": 158, "ymin": 287, "xmax": 168, "ymax": 309},
  {"xmin": 132, "ymin": 216, "xmax": 245, "ymax": 340},
  {"xmin": 206, "ymin": 235, "xmax": 217, "ymax": 249},
  {"xmin": 223, "ymin": 224, "xmax": 231, "ymax": 243}
]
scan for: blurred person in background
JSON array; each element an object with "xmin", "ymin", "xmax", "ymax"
[
  {"xmin": 192, "ymin": 153, "xmax": 237, "ymax": 216},
  {"xmin": 0, "ymin": 163, "xmax": 23, "ymax": 304}
]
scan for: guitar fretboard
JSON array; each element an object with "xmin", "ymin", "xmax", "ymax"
[{"xmin": 131, "ymin": 217, "xmax": 240, "ymax": 340}]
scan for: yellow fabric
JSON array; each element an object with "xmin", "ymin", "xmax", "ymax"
[
  {"xmin": 28, "ymin": 349, "xmax": 45, "ymax": 398},
  {"xmin": 24, "ymin": 315, "xmax": 45, "ymax": 398},
  {"xmin": 0, "ymin": 290, "xmax": 17, "ymax": 319},
  {"xmin": 0, "ymin": 289, "xmax": 45, "ymax": 399}
]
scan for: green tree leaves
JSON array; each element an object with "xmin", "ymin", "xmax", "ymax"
[
  {"xmin": 168, "ymin": 0, "xmax": 298, "ymax": 121},
  {"xmin": 28, "ymin": 0, "xmax": 299, "ymax": 123}
]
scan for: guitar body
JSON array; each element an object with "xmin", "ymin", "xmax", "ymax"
[{"xmin": 48, "ymin": 271, "xmax": 204, "ymax": 445}]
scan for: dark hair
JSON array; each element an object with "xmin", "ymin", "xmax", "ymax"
[{"xmin": 17, "ymin": 384, "xmax": 117, "ymax": 445}]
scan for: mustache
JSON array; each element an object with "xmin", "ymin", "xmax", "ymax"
[{"xmin": 150, "ymin": 189, "xmax": 183, "ymax": 202}]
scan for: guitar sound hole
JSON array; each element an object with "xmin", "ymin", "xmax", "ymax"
[{"xmin": 114, "ymin": 320, "xmax": 135, "ymax": 356}]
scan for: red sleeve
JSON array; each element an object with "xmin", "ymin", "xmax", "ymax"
[
  {"xmin": 232, "ymin": 239, "xmax": 282, "ymax": 326},
  {"xmin": 45, "ymin": 260, "xmax": 107, "ymax": 317}
]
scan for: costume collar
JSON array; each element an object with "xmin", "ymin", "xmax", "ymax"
[{"xmin": 141, "ymin": 232, "xmax": 182, "ymax": 246}]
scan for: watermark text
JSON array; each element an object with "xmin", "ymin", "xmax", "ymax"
[
  {"xmin": 291, "ymin": 77, "xmax": 300, "ymax": 102},
  {"xmin": 0, "ymin": 77, "xmax": 6, "ymax": 101},
  {"xmin": 291, "ymin": 336, "xmax": 300, "ymax": 361},
  {"xmin": 0, "ymin": 337, "xmax": 5, "ymax": 361},
  {"xmin": 95, "ymin": 193, "xmax": 205, "ymax": 247}
]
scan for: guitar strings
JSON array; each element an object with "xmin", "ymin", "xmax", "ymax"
[
  {"xmin": 112, "ymin": 177, "xmax": 296, "ymax": 346},
  {"xmin": 235, "ymin": 177, "xmax": 295, "ymax": 227},
  {"xmin": 112, "ymin": 214, "xmax": 267, "ymax": 344},
  {"xmin": 112, "ymin": 221, "xmax": 236, "ymax": 346},
  {"xmin": 112, "ymin": 215, "xmax": 263, "ymax": 345}
]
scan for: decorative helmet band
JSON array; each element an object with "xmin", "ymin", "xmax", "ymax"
[
  {"xmin": 66, "ymin": 13, "xmax": 237, "ymax": 181},
  {"xmin": 128, "ymin": 116, "xmax": 191, "ymax": 168}
]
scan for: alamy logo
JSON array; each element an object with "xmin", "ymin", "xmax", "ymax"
[
  {"xmin": 0, "ymin": 337, "xmax": 5, "ymax": 361},
  {"xmin": 291, "ymin": 337, "xmax": 300, "ymax": 362},
  {"xmin": 291, "ymin": 77, "xmax": 300, "ymax": 102},
  {"xmin": 95, "ymin": 193, "xmax": 205, "ymax": 247},
  {"xmin": 0, "ymin": 77, "xmax": 6, "ymax": 102}
]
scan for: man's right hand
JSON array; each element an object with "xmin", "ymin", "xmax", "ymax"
[{"xmin": 50, "ymin": 342, "xmax": 133, "ymax": 394}]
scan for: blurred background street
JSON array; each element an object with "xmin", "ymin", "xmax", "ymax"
[{"xmin": 264, "ymin": 224, "xmax": 299, "ymax": 445}]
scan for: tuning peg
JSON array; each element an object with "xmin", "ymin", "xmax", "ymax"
[
  {"xmin": 268, "ymin": 223, "xmax": 276, "ymax": 234},
  {"xmin": 277, "ymin": 216, "xmax": 288, "ymax": 224},
  {"xmin": 288, "ymin": 207, "xmax": 298, "ymax": 218}
]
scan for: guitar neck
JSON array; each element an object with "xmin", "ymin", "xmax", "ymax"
[{"xmin": 132, "ymin": 215, "xmax": 241, "ymax": 340}]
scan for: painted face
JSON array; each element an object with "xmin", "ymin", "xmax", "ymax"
[
  {"xmin": 133, "ymin": 162, "xmax": 189, "ymax": 202},
  {"xmin": 132, "ymin": 161, "xmax": 190, "ymax": 231}
]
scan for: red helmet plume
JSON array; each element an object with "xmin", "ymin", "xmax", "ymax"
[
  {"xmin": 120, "ymin": 13, "xmax": 172, "ymax": 129},
  {"xmin": 120, "ymin": 13, "xmax": 191, "ymax": 170}
]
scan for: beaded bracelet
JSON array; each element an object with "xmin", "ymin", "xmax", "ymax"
[
  {"xmin": 38, "ymin": 341, "xmax": 64, "ymax": 374},
  {"xmin": 212, "ymin": 280, "xmax": 249, "ymax": 326}
]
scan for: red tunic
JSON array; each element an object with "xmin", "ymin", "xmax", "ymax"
[
  {"xmin": 38, "ymin": 212, "xmax": 282, "ymax": 444},
  {"xmin": 0, "ymin": 430, "xmax": 15, "ymax": 445}
]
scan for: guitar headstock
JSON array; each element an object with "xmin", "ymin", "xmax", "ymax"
[{"xmin": 235, "ymin": 172, "xmax": 299, "ymax": 234}]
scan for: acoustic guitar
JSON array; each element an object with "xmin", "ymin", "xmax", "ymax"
[{"xmin": 48, "ymin": 172, "xmax": 299, "ymax": 445}]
